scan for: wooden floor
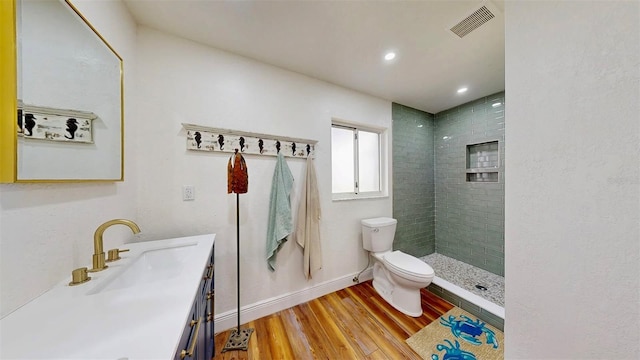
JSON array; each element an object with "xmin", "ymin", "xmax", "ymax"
[{"xmin": 213, "ymin": 280, "xmax": 454, "ymax": 359}]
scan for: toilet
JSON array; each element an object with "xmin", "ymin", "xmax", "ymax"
[{"xmin": 361, "ymin": 217, "xmax": 434, "ymax": 317}]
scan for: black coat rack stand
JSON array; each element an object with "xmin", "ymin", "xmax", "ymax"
[{"xmin": 222, "ymin": 183, "xmax": 254, "ymax": 352}]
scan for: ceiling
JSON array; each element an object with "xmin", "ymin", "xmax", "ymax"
[{"xmin": 123, "ymin": 0, "xmax": 505, "ymax": 114}]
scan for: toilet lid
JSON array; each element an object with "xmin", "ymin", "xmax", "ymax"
[{"xmin": 383, "ymin": 251, "xmax": 434, "ymax": 279}]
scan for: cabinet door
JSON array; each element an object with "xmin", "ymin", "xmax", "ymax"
[
  {"xmin": 205, "ymin": 289, "xmax": 215, "ymax": 359},
  {"xmin": 197, "ymin": 244, "xmax": 214, "ymax": 360},
  {"xmin": 174, "ymin": 303, "xmax": 198, "ymax": 360},
  {"xmin": 205, "ymin": 251, "xmax": 215, "ymax": 360}
]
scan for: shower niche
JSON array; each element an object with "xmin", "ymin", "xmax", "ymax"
[{"xmin": 466, "ymin": 140, "xmax": 499, "ymax": 182}]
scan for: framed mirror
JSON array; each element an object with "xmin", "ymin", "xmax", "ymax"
[{"xmin": 0, "ymin": 0, "xmax": 123, "ymax": 182}]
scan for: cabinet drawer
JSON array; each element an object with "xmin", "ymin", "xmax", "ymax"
[
  {"xmin": 174, "ymin": 302, "xmax": 198, "ymax": 360},
  {"xmin": 198, "ymin": 248, "xmax": 214, "ymax": 315},
  {"xmin": 205, "ymin": 288, "xmax": 215, "ymax": 360},
  {"xmin": 207, "ymin": 245, "xmax": 215, "ymax": 358}
]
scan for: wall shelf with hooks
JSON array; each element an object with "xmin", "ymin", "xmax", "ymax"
[{"xmin": 182, "ymin": 123, "xmax": 316, "ymax": 158}]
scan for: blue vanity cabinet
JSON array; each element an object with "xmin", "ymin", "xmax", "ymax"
[
  {"xmin": 175, "ymin": 243, "xmax": 214, "ymax": 360},
  {"xmin": 204, "ymin": 248, "xmax": 215, "ymax": 360},
  {"xmin": 198, "ymin": 245, "xmax": 214, "ymax": 359}
]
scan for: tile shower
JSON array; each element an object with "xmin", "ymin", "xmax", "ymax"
[
  {"xmin": 433, "ymin": 92, "xmax": 505, "ymax": 276},
  {"xmin": 392, "ymin": 92, "xmax": 505, "ymax": 328}
]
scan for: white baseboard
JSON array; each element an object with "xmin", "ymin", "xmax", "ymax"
[{"xmin": 215, "ymin": 268, "xmax": 373, "ymax": 332}]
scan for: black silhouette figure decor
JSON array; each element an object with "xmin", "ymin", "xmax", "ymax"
[
  {"xmin": 17, "ymin": 109, "xmax": 22, "ymax": 133},
  {"xmin": 194, "ymin": 132, "xmax": 202, "ymax": 149},
  {"xmin": 24, "ymin": 113, "xmax": 36, "ymax": 136},
  {"xmin": 64, "ymin": 118, "xmax": 79, "ymax": 140},
  {"xmin": 17, "ymin": 105, "xmax": 96, "ymax": 143},
  {"xmin": 183, "ymin": 124, "xmax": 317, "ymax": 158},
  {"xmin": 258, "ymin": 139, "xmax": 264, "ymax": 154}
]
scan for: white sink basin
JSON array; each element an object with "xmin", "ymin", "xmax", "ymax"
[
  {"xmin": 90, "ymin": 243, "xmax": 197, "ymax": 294},
  {"xmin": 0, "ymin": 234, "xmax": 215, "ymax": 360}
]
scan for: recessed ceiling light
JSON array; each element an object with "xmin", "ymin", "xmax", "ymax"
[
  {"xmin": 492, "ymin": 102, "xmax": 502, "ymax": 107},
  {"xmin": 384, "ymin": 52, "xmax": 396, "ymax": 61},
  {"xmin": 457, "ymin": 87, "xmax": 468, "ymax": 94}
]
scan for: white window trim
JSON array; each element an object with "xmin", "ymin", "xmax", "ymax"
[{"xmin": 331, "ymin": 118, "xmax": 389, "ymax": 201}]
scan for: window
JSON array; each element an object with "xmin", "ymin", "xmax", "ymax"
[{"xmin": 331, "ymin": 121, "xmax": 386, "ymax": 199}]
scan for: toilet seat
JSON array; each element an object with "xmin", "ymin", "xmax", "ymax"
[{"xmin": 383, "ymin": 251, "xmax": 434, "ymax": 282}]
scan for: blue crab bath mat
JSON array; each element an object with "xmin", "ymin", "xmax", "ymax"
[{"xmin": 406, "ymin": 307, "xmax": 504, "ymax": 360}]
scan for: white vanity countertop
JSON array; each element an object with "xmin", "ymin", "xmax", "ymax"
[{"xmin": 0, "ymin": 234, "xmax": 215, "ymax": 360}]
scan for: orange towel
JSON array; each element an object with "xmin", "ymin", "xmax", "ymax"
[{"xmin": 227, "ymin": 153, "xmax": 248, "ymax": 194}]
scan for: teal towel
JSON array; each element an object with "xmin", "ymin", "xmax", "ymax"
[{"xmin": 266, "ymin": 153, "xmax": 294, "ymax": 271}]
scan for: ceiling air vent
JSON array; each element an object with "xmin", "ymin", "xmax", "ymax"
[{"xmin": 449, "ymin": 5, "xmax": 495, "ymax": 38}]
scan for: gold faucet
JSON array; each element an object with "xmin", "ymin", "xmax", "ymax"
[{"xmin": 89, "ymin": 219, "xmax": 141, "ymax": 272}]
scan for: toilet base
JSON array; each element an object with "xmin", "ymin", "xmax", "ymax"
[{"xmin": 372, "ymin": 262, "xmax": 426, "ymax": 317}]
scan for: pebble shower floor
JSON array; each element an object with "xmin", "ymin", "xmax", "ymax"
[{"xmin": 420, "ymin": 253, "xmax": 504, "ymax": 306}]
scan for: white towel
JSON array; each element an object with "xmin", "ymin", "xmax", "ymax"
[{"xmin": 294, "ymin": 156, "xmax": 322, "ymax": 279}]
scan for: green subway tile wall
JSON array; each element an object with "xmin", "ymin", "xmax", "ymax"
[
  {"xmin": 392, "ymin": 103, "xmax": 435, "ymax": 256},
  {"xmin": 392, "ymin": 92, "xmax": 505, "ymax": 276},
  {"xmin": 434, "ymin": 92, "xmax": 505, "ymax": 276}
]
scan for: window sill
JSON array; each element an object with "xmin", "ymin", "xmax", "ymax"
[{"xmin": 332, "ymin": 193, "xmax": 389, "ymax": 202}]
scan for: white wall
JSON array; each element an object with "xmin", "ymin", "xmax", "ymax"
[
  {"xmin": 18, "ymin": 0, "xmax": 122, "ymax": 179},
  {"xmin": 0, "ymin": 0, "xmax": 137, "ymax": 318},
  {"xmin": 505, "ymin": 1, "xmax": 639, "ymax": 358},
  {"xmin": 134, "ymin": 27, "xmax": 392, "ymax": 326}
]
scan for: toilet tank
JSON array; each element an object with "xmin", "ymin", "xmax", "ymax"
[{"xmin": 361, "ymin": 217, "xmax": 397, "ymax": 252}]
